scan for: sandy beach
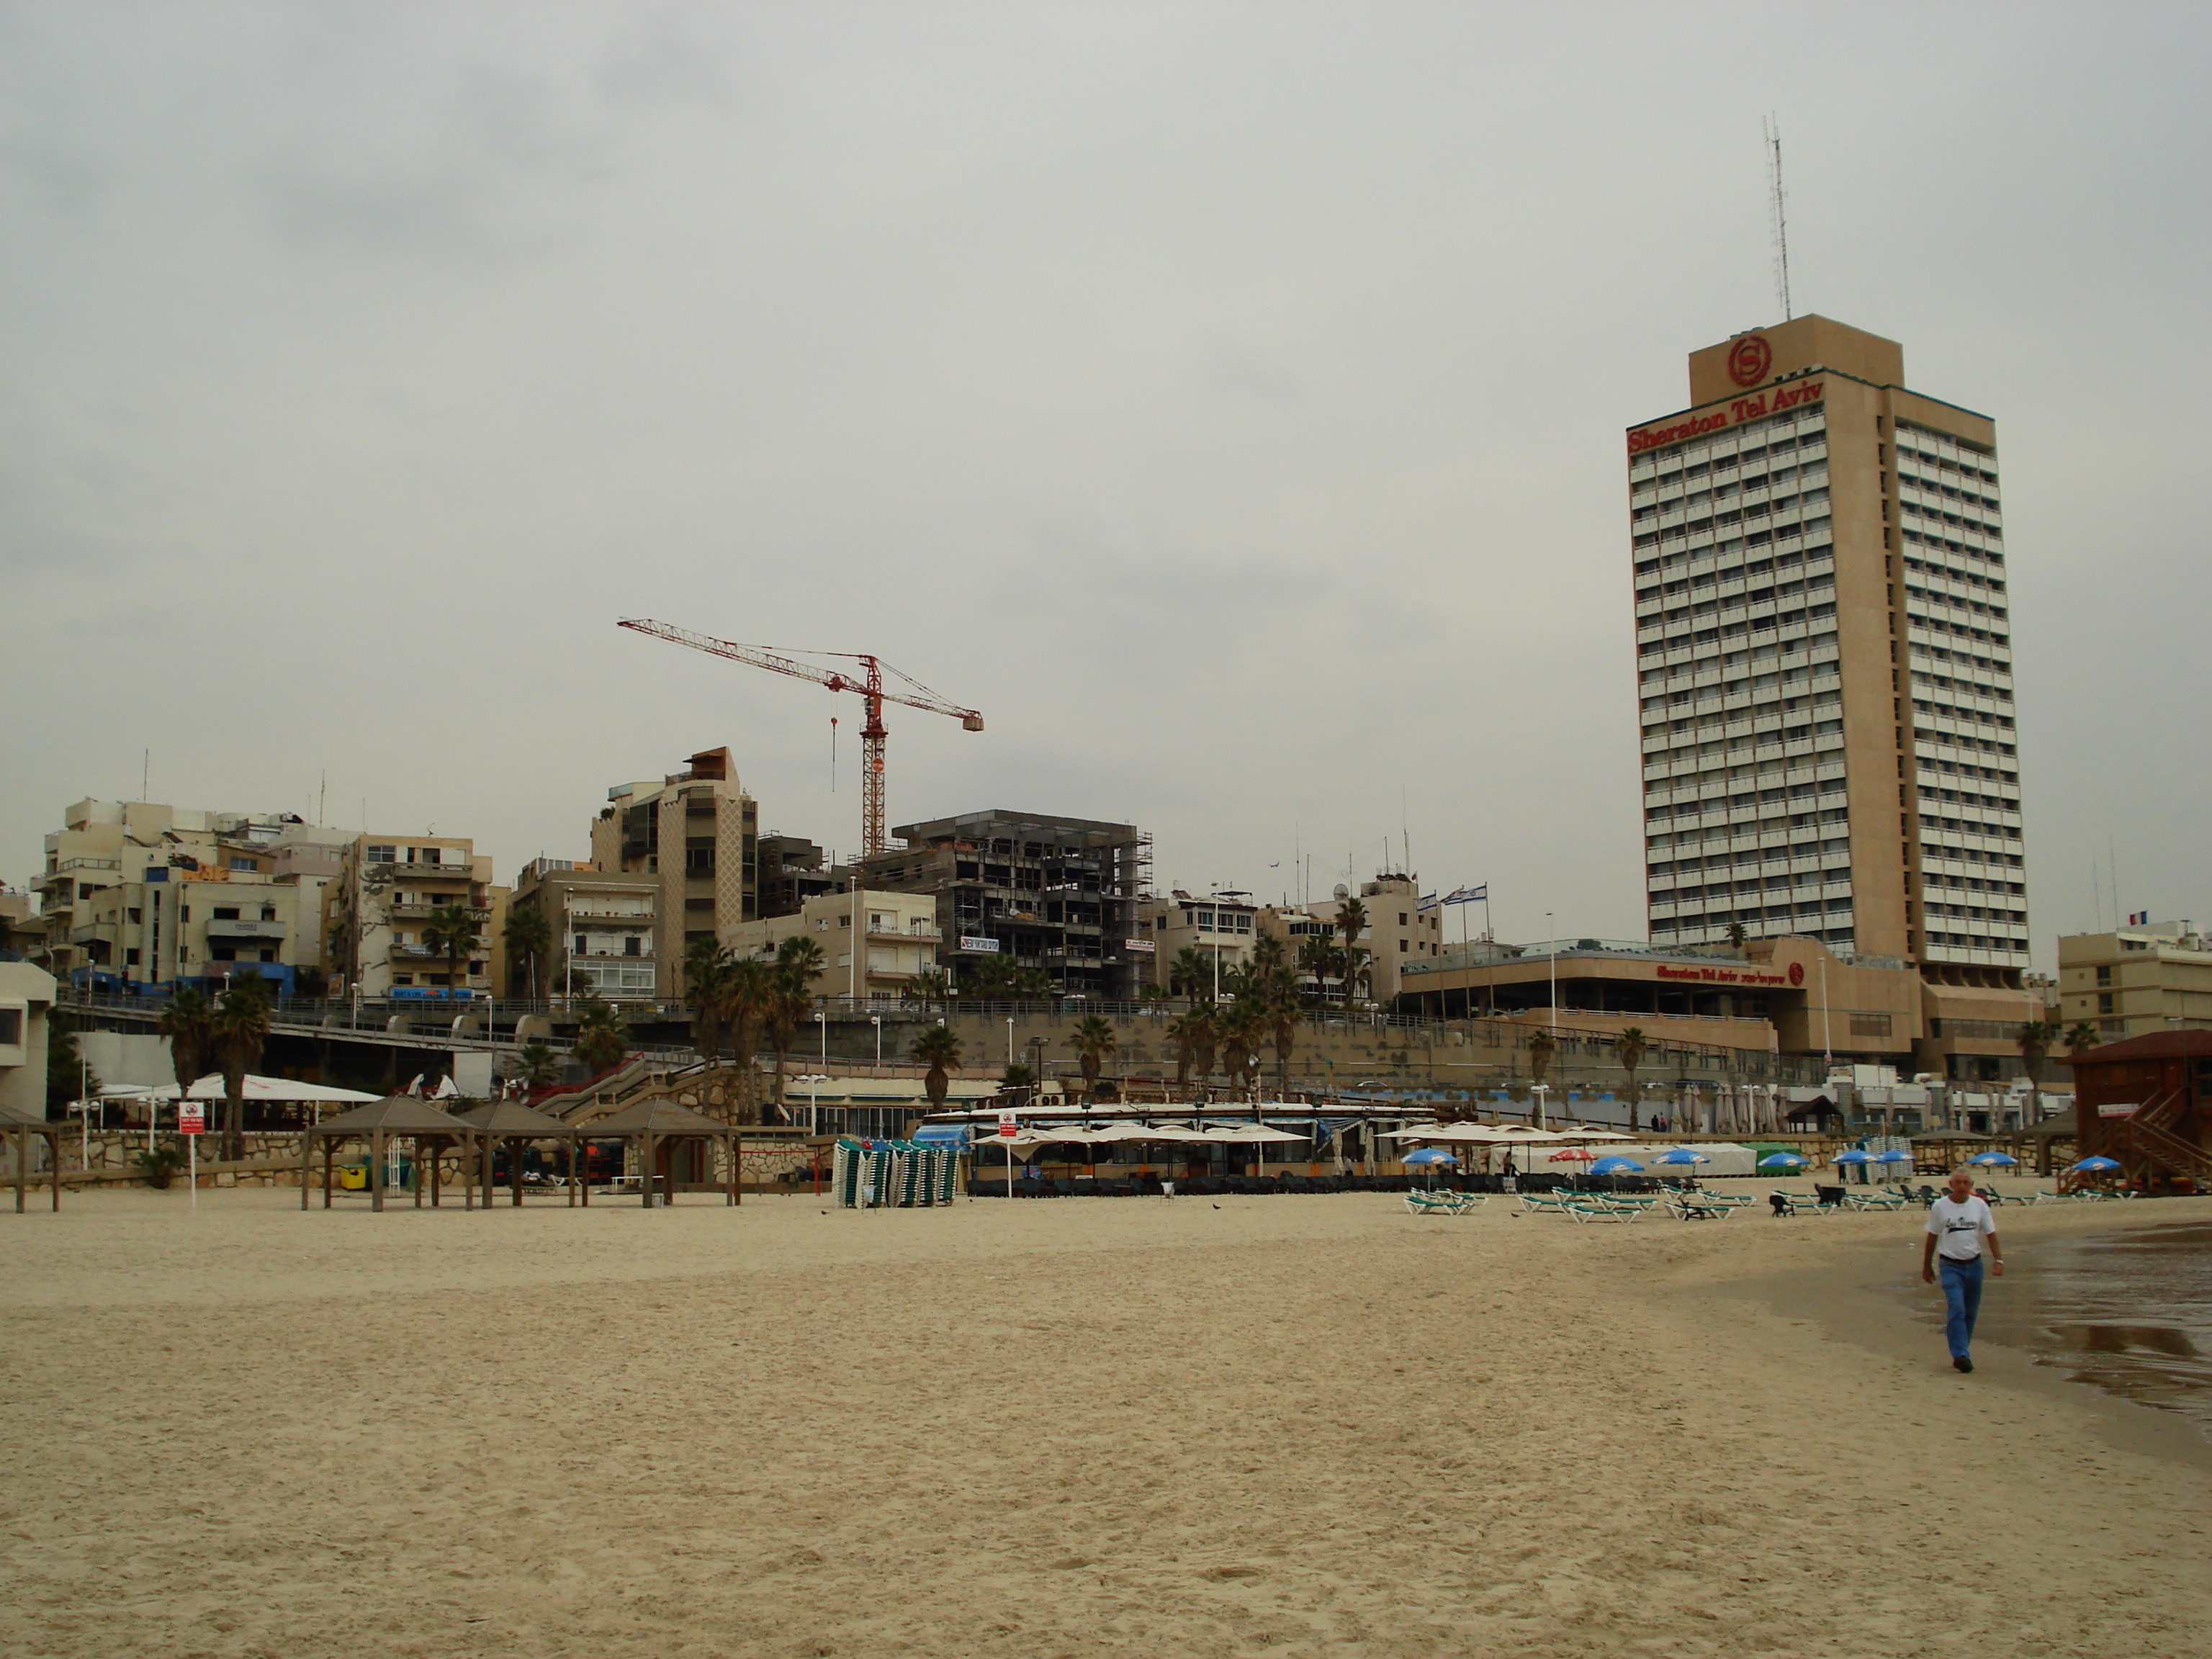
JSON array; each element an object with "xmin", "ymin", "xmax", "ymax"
[{"xmin": 4, "ymin": 1185, "xmax": 2208, "ymax": 1658}]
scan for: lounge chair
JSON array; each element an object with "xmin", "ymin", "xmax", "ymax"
[
  {"xmin": 1514, "ymin": 1191, "xmax": 1573, "ymax": 1216},
  {"xmin": 1664, "ymin": 1194, "xmax": 1735, "ymax": 1220},
  {"xmin": 1769, "ymin": 1191, "xmax": 1828, "ymax": 1218},
  {"xmin": 1563, "ymin": 1198, "xmax": 1640, "ymax": 1223},
  {"xmin": 1843, "ymin": 1189, "xmax": 1907, "ymax": 1212},
  {"xmin": 1403, "ymin": 1190, "xmax": 1457, "ymax": 1215}
]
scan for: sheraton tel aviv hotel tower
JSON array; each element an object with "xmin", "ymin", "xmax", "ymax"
[{"xmin": 1628, "ymin": 315, "xmax": 2030, "ymax": 998}]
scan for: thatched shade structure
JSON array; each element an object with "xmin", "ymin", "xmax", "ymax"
[
  {"xmin": 457, "ymin": 1100, "xmax": 582, "ymax": 1208},
  {"xmin": 1, "ymin": 1101, "xmax": 63, "ymax": 1214},
  {"xmin": 300, "ymin": 1097, "xmax": 480, "ymax": 1213},
  {"xmin": 585, "ymin": 1098, "xmax": 743, "ymax": 1208}
]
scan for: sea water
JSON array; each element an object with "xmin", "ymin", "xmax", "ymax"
[{"xmin": 2002, "ymin": 1220, "xmax": 2212, "ymax": 1437}]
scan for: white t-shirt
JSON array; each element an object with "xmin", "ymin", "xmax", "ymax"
[{"xmin": 1925, "ymin": 1195, "xmax": 1996, "ymax": 1261}]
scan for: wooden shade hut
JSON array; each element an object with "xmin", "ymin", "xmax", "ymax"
[
  {"xmin": 2062, "ymin": 1030, "xmax": 2212, "ymax": 1193},
  {"xmin": 1, "ymin": 1101, "xmax": 63, "ymax": 1214},
  {"xmin": 457, "ymin": 1100, "xmax": 582, "ymax": 1208},
  {"xmin": 585, "ymin": 1098, "xmax": 742, "ymax": 1208},
  {"xmin": 300, "ymin": 1096, "xmax": 481, "ymax": 1213}
]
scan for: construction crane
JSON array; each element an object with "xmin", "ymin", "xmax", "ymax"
[{"xmin": 617, "ymin": 619, "xmax": 984, "ymax": 858}]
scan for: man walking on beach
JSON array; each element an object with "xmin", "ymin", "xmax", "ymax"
[{"xmin": 1921, "ymin": 1167, "xmax": 2003, "ymax": 1372}]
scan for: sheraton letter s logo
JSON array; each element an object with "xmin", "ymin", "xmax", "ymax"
[{"xmin": 1728, "ymin": 335, "xmax": 1771, "ymax": 388}]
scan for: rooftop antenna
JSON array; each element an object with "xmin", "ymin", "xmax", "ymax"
[{"xmin": 1763, "ymin": 114, "xmax": 1792, "ymax": 320}]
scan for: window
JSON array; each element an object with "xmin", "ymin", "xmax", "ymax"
[
  {"xmin": 212, "ymin": 945, "xmax": 237, "ymax": 961},
  {"xmin": 258, "ymin": 949, "xmax": 276, "ymax": 962},
  {"xmin": 129, "ymin": 908, "xmax": 143, "ymax": 924},
  {"xmin": 366, "ymin": 844, "xmax": 397, "ymax": 863},
  {"xmin": 2098, "ymin": 993, "xmax": 2115, "ymax": 1014},
  {"xmin": 214, "ymin": 907, "xmax": 240, "ymax": 920},
  {"xmin": 261, "ymin": 907, "xmax": 277, "ymax": 922},
  {"xmin": 392, "ymin": 974, "xmax": 413, "ymax": 986},
  {"xmin": 624, "ymin": 936, "xmax": 641, "ymax": 957},
  {"xmin": 125, "ymin": 948, "xmax": 141, "ymax": 966},
  {"xmin": 2095, "ymin": 966, "xmax": 2112, "ymax": 986}
]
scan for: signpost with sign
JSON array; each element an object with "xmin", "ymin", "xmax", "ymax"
[
  {"xmin": 178, "ymin": 1102, "xmax": 204, "ymax": 1209},
  {"xmin": 998, "ymin": 1109, "xmax": 1018, "ymax": 1199}
]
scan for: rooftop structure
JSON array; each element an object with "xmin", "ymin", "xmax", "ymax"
[{"xmin": 2058, "ymin": 921, "xmax": 2211, "ymax": 1040}]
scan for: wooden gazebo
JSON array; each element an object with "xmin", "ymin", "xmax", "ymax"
[
  {"xmin": 457, "ymin": 1100, "xmax": 582, "ymax": 1208},
  {"xmin": 584, "ymin": 1098, "xmax": 743, "ymax": 1208},
  {"xmin": 2, "ymin": 1102, "xmax": 63, "ymax": 1213},
  {"xmin": 300, "ymin": 1096, "xmax": 481, "ymax": 1213}
]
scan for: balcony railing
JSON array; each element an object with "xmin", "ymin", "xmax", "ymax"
[{"xmin": 204, "ymin": 917, "xmax": 286, "ymax": 938}]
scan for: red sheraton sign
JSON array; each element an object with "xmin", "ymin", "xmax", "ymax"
[
  {"xmin": 1654, "ymin": 963, "xmax": 1794, "ymax": 987},
  {"xmin": 1627, "ymin": 379, "xmax": 1824, "ymax": 458}
]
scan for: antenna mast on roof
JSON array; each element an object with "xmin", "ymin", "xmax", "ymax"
[{"xmin": 1763, "ymin": 114, "xmax": 1792, "ymax": 320}]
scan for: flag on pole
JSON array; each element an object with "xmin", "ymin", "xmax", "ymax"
[
  {"xmin": 1439, "ymin": 885, "xmax": 1488, "ymax": 905},
  {"xmin": 1416, "ymin": 893, "xmax": 1440, "ymax": 912},
  {"xmin": 2126, "ymin": 910, "xmax": 2149, "ymax": 926}
]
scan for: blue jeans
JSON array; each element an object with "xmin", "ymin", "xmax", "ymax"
[{"xmin": 1939, "ymin": 1256, "xmax": 1986, "ymax": 1359}]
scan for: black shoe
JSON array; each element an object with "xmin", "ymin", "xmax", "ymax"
[{"xmin": 1953, "ymin": 1355, "xmax": 1973, "ymax": 1373}]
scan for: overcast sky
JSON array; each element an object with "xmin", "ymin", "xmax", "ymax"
[{"xmin": 5, "ymin": 2, "xmax": 2207, "ymax": 961}]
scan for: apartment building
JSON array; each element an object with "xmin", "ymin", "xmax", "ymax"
[
  {"xmin": 35, "ymin": 799, "xmax": 349, "ymax": 993},
  {"xmin": 1259, "ymin": 874, "xmax": 1442, "ymax": 1004},
  {"xmin": 1630, "ymin": 315, "xmax": 2030, "ymax": 988},
  {"xmin": 758, "ymin": 833, "xmax": 835, "ymax": 919},
  {"xmin": 2059, "ymin": 922, "xmax": 2212, "ymax": 1039},
  {"xmin": 724, "ymin": 888, "xmax": 941, "ymax": 1003},
  {"xmin": 1137, "ymin": 891, "xmax": 1259, "ymax": 993},
  {"xmin": 849, "ymin": 810, "xmax": 1151, "ymax": 1000},
  {"xmin": 323, "ymin": 835, "xmax": 495, "ymax": 998},
  {"xmin": 0, "ymin": 961, "xmax": 55, "ymax": 1119},
  {"xmin": 589, "ymin": 747, "xmax": 757, "ymax": 998},
  {"xmin": 511, "ymin": 860, "xmax": 662, "ymax": 1001}
]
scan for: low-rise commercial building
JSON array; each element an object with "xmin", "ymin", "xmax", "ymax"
[
  {"xmin": 1396, "ymin": 930, "xmax": 2045, "ymax": 1081},
  {"xmin": 2059, "ymin": 921, "xmax": 2211, "ymax": 1040}
]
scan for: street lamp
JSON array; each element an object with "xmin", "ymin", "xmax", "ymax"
[
  {"xmin": 871, "ymin": 1013, "xmax": 882, "ymax": 1067},
  {"xmin": 795, "ymin": 1073, "xmax": 830, "ymax": 1136}
]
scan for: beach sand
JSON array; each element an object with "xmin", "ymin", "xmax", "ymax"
[{"xmin": 4, "ymin": 1184, "xmax": 2208, "ymax": 1658}]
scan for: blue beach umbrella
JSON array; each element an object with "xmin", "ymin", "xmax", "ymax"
[
  {"xmin": 1758, "ymin": 1152, "xmax": 1807, "ymax": 1170},
  {"xmin": 1967, "ymin": 1151, "xmax": 2018, "ymax": 1168},
  {"xmin": 1401, "ymin": 1148, "xmax": 1458, "ymax": 1165},
  {"xmin": 1834, "ymin": 1150, "xmax": 1874, "ymax": 1165},
  {"xmin": 1591, "ymin": 1156, "xmax": 1645, "ymax": 1174},
  {"xmin": 1874, "ymin": 1149, "xmax": 1912, "ymax": 1165},
  {"xmin": 1654, "ymin": 1148, "xmax": 1709, "ymax": 1166},
  {"xmin": 2069, "ymin": 1156, "xmax": 2121, "ymax": 1173}
]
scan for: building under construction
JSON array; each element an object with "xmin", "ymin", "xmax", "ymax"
[{"xmin": 850, "ymin": 810, "xmax": 1153, "ymax": 1000}]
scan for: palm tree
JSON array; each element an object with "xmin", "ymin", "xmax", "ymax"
[
  {"xmin": 1339, "ymin": 945, "xmax": 1372, "ymax": 1008},
  {"xmin": 514, "ymin": 1041, "xmax": 562, "ymax": 1091},
  {"xmin": 1334, "ymin": 898, "xmax": 1368, "ymax": 1004},
  {"xmin": 421, "ymin": 903, "xmax": 482, "ymax": 999},
  {"xmin": 1218, "ymin": 999, "xmax": 1265, "ymax": 1095},
  {"xmin": 1166, "ymin": 945, "xmax": 1215, "ymax": 1002},
  {"xmin": 2016, "ymin": 1019, "xmax": 2057, "ymax": 1120},
  {"xmin": 912, "ymin": 1025, "xmax": 963, "ymax": 1115},
  {"xmin": 2064, "ymin": 1020, "xmax": 2100, "ymax": 1056},
  {"xmin": 1166, "ymin": 1005, "xmax": 1216, "ymax": 1093},
  {"xmin": 1527, "ymin": 1027, "xmax": 1557, "ymax": 1129},
  {"xmin": 1296, "ymin": 934, "xmax": 1340, "ymax": 1002},
  {"xmin": 1725, "ymin": 921, "xmax": 1748, "ymax": 948},
  {"xmin": 503, "ymin": 904, "xmax": 551, "ymax": 999},
  {"xmin": 683, "ymin": 938, "xmax": 732, "ymax": 1064},
  {"xmin": 1067, "ymin": 1015, "xmax": 1118, "ymax": 1101},
  {"xmin": 1260, "ymin": 966, "xmax": 1303, "ymax": 1092},
  {"xmin": 1614, "ymin": 1026, "xmax": 1650, "ymax": 1131},
  {"xmin": 572, "ymin": 997, "xmax": 629, "ymax": 1073},
  {"xmin": 905, "ymin": 967, "xmax": 951, "ymax": 1010},
  {"xmin": 156, "ymin": 986, "xmax": 215, "ymax": 1110},
  {"xmin": 210, "ymin": 974, "xmax": 274, "ymax": 1161},
  {"xmin": 765, "ymin": 935, "xmax": 827, "ymax": 1115},
  {"xmin": 1249, "ymin": 933, "xmax": 1287, "ymax": 974},
  {"xmin": 721, "ymin": 958, "xmax": 777, "ymax": 1123},
  {"xmin": 999, "ymin": 1061, "xmax": 1037, "ymax": 1099}
]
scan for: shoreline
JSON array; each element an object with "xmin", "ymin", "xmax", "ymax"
[{"xmin": 1709, "ymin": 1197, "xmax": 2212, "ymax": 1473}]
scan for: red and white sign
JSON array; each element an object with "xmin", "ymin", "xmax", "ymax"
[
  {"xmin": 178, "ymin": 1103, "xmax": 206, "ymax": 1136},
  {"xmin": 997, "ymin": 1110, "xmax": 1019, "ymax": 1139}
]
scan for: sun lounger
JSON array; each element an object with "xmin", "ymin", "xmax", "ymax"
[
  {"xmin": 1563, "ymin": 1199, "xmax": 1640, "ymax": 1223},
  {"xmin": 1514, "ymin": 1191, "xmax": 1573, "ymax": 1216},
  {"xmin": 1843, "ymin": 1189, "xmax": 1907, "ymax": 1211},
  {"xmin": 1768, "ymin": 1191, "xmax": 1829, "ymax": 1218},
  {"xmin": 1403, "ymin": 1190, "xmax": 1457, "ymax": 1215},
  {"xmin": 1664, "ymin": 1195, "xmax": 1735, "ymax": 1220}
]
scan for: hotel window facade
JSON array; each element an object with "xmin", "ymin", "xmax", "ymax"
[{"xmin": 1628, "ymin": 315, "xmax": 2028, "ymax": 990}]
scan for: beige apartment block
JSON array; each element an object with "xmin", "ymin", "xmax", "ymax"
[
  {"xmin": 2059, "ymin": 922, "xmax": 2212, "ymax": 1039},
  {"xmin": 323, "ymin": 835, "xmax": 494, "ymax": 999},
  {"xmin": 1629, "ymin": 315, "xmax": 2028, "ymax": 990},
  {"xmin": 0, "ymin": 962, "xmax": 56, "ymax": 1119},
  {"xmin": 511, "ymin": 860, "xmax": 660, "ymax": 1002},
  {"xmin": 1137, "ymin": 891, "xmax": 1258, "ymax": 992},
  {"xmin": 34, "ymin": 799, "xmax": 349, "ymax": 994},
  {"xmin": 724, "ymin": 888, "xmax": 940, "ymax": 1004},
  {"xmin": 1259, "ymin": 874, "xmax": 1443, "ymax": 1004},
  {"xmin": 590, "ymin": 747, "xmax": 757, "ymax": 1001}
]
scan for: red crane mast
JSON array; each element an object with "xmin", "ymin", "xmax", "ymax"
[{"xmin": 617, "ymin": 618, "xmax": 984, "ymax": 857}]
